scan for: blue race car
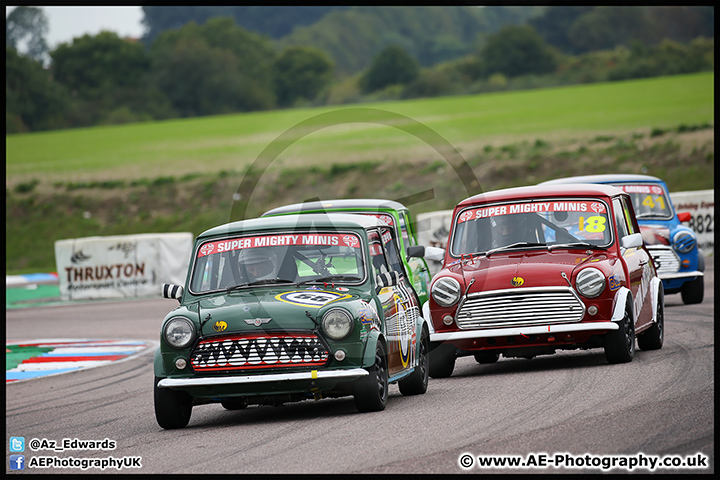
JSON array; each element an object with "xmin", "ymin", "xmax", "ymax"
[{"xmin": 540, "ymin": 174, "xmax": 704, "ymax": 304}]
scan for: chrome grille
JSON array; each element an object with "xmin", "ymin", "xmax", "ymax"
[
  {"xmin": 191, "ymin": 333, "xmax": 330, "ymax": 372},
  {"xmin": 646, "ymin": 246, "xmax": 680, "ymax": 275},
  {"xmin": 456, "ymin": 287, "xmax": 585, "ymax": 329}
]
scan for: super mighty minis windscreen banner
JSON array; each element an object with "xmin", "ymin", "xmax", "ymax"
[{"xmin": 55, "ymin": 233, "xmax": 193, "ymax": 301}]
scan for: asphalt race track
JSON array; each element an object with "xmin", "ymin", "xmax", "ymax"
[{"xmin": 6, "ymin": 259, "xmax": 714, "ymax": 474}]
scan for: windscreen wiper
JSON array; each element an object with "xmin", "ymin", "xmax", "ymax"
[
  {"xmin": 548, "ymin": 242, "xmax": 603, "ymax": 251},
  {"xmin": 485, "ymin": 242, "xmax": 548, "ymax": 257}
]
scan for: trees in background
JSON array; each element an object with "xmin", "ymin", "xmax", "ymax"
[
  {"xmin": 279, "ymin": 6, "xmax": 541, "ymax": 76},
  {"xmin": 6, "ymin": 47, "xmax": 70, "ymax": 133},
  {"xmin": 4, "ymin": 6, "xmax": 715, "ymax": 134},
  {"xmin": 359, "ymin": 45, "xmax": 419, "ymax": 93},
  {"xmin": 568, "ymin": 6, "xmax": 653, "ymax": 54},
  {"xmin": 481, "ymin": 25, "xmax": 557, "ymax": 78},
  {"xmin": 51, "ymin": 32, "xmax": 155, "ymax": 126},
  {"xmin": 148, "ymin": 17, "xmax": 277, "ymax": 116},
  {"xmin": 273, "ymin": 46, "xmax": 334, "ymax": 107},
  {"xmin": 608, "ymin": 37, "xmax": 715, "ymax": 81},
  {"xmin": 529, "ymin": 6, "xmax": 594, "ymax": 55},
  {"xmin": 141, "ymin": 6, "xmax": 349, "ymax": 46},
  {"xmin": 5, "ymin": 6, "xmax": 50, "ymax": 63},
  {"xmin": 531, "ymin": 6, "xmax": 714, "ymax": 55}
]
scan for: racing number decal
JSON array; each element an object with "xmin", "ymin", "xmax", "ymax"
[
  {"xmin": 275, "ymin": 290, "xmax": 351, "ymax": 308},
  {"xmin": 641, "ymin": 195, "xmax": 666, "ymax": 210},
  {"xmin": 578, "ymin": 216, "xmax": 606, "ymax": 233}
]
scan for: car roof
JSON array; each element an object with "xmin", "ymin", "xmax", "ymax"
[
  {"xmin": 262, "ymin": 198, "xmax": 407, "ymax": 217},
  {"xmin": 198, "ymin": 213, "xmax": 386, "ymax": 239},
  {"xmin": 457, "ymin": 184, "xmax": 625, "ymax": 208},
  {"xmin": 539, "ymin": 174, "xmax": 663, "ymax": 185}
]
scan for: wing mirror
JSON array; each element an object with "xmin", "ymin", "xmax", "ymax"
[
  {"xmin": 621, "ymin": 233, "xmax": 644, "ymax": 249},
  {"xmin": 677, "ymin": 211, "xmax": 691, "ymax": 222},
  {"xmin": 424, "ymin": 246, "xmax": 445, "ymax": 262},
  {"xmin": 375, "ymin": 271, "xmax": 400, "ymax": 294},
  {"xmin": 407, "ymin": 245, "xmax": 445, "ymax": 262},
  {"xmin": 162, "ymin": 283, "xmax": 184, "ymax": 303}
]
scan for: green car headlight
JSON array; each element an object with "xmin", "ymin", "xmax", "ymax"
[
  {"xmin": 322, "ymin": 308, "xmax": 354, "ymax": 340},
  {"xmin": 163, "ymin": 317, "xmax": 195, "ymax": 349},
  {"xmin": 576, "ymin": 268, "xmax": 605, "ymax": 298}
]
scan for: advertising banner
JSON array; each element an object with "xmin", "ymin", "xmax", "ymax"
[
  {"xmin": 55, "ymin": 233, "xmax": 193, "ymax": 301},
  {"xmin": 670, "ymin": 190, "xmax": 714, "ymax": 256}
]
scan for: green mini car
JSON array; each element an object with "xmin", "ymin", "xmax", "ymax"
[
  {"xmin": 263, "ymin": 199, "xmax": 443, "ymax": 307},
  {"xmin": 155, "ymin": 213, "xmax": 430, "ymax": 429}
]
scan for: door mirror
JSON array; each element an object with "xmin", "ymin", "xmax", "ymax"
[
  {"xmin": 162, "ymin": 283, "xmax": 183, "ymax": 302},
  {"xmin": 424, "ymin": 246, "xmax": 445, "ymax": 262},
  {"xmin": 375, "ymin": 271, "xmax": 400, "ymax": 293},
  {"xmin": 621, "ymin": 233, "xmax": 643, "ymax": 250},
  {"xmin": 406, "ymin": 245, "xmax": 425, "ymax": 258},
  {"xmin": 677, "ymin": 211, "xmax": 691, "ymax": 222}
]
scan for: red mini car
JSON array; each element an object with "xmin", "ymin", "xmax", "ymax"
[{"xmin": 428, "ymin": 184, "xmax": 664, "ymax": 377}]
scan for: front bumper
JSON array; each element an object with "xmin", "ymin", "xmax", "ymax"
[
  {"xmin": 657, "ymin": 270, "xmax": 703, "ymax": 281},
  {"xmin": 430, "ymin": 321, "xmax": 618, "ymax": 343},
  {"xmin": 157, "ymin": 368, "xmax": 368, "ymax": 388}
]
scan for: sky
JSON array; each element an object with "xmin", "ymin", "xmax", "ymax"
[{"xmin": 6, "ymin": 6, "xmax": 145, "ymax": 49}]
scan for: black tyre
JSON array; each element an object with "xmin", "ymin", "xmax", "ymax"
[
  {"xmin": 604, "ymin": 306, "xmax": 635, "ymax": 364},
  {"xmin": 154, "ymin": 377, "xmax": 193, "ymax": 429},
  {"xmin": 354, "ymin": 342, "xmax": 389, "ymax": 412},
  {"xmin": 429, "ymin": 342, "xmax": 456, "ymax": 378},
  {"xmin": 680, "ymin": 276, "xmax": 704, "ymax": 305},
  {"xmin": 398, "ymin": 330, "xmax": 429, "ymax": 396},
  {"xmin": 474, "ymin": 351, "xmax": 500, "ymax": 364},
  {"xmin": 638, "ymin": 296, "xmax": 664, "ymax": 351},
  {"xmin": 221, "ymin": 398, "xmax": 248, "ymax": 410}
]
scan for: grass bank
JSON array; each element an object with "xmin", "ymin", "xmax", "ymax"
[
  {"xmin": 6, "ymin": 125, "xmax": 713, "ymax": 274},
  {"xmin": 5, "ymin": 73, "xmax": 714, "ymax": 274}
]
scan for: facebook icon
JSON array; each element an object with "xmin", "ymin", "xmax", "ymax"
[{"xmin": 10, "ymin": 455, "xmax": 25, "ymax": 470}]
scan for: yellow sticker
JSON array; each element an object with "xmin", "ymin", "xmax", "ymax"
[
  {"xmin": 578, "ymin": 215, "xmax": 606, "ymax": 233},
  {"xmin": 213, "ymin": 321, "xmax": 227, "ymax": 332},
  {"xmin": 511, "ymin": 277, "xmax": 524, "ymax": 287}
]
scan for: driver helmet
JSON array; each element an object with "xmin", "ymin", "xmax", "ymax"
[
  {"xmin": 553, "ymin": 210, "xmax": 569, "ymax": 223},
  {"xmin": 239, "ymin": 249, "xmax": 277, "ymax": 281},
  {"xmin": 493, "ymin": 214, "xmax": 518, "ymax": 240}
]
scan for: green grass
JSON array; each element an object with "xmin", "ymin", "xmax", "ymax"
[
  {"xmin": 6, "ymin": 72, "xmax": 714, "ymax": 185},
  {"xmin": 5, "ymin": 72, "xmax": 715, "ymax": 275}
]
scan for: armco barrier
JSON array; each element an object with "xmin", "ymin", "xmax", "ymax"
[{"xmin": 54, "ymin": 233, "xmax": 193, "ymax": 301}]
